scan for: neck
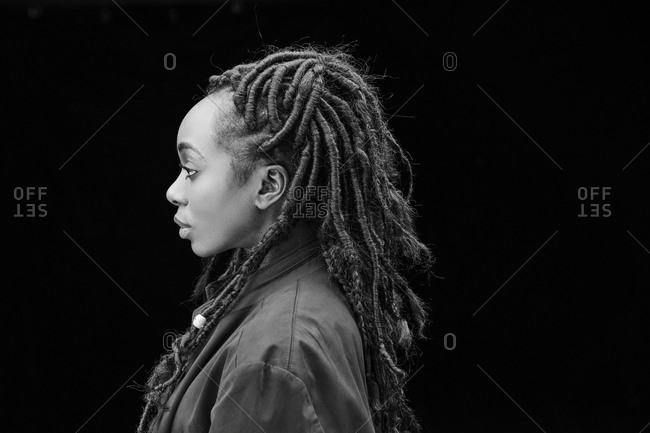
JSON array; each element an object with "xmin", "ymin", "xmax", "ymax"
[{"xmin": 256, "ymin": 220, "xmax": 318, "ymax": 270}]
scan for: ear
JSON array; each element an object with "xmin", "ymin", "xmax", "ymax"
[{"xmin": 254, "ymin": 164, "xmax": 288, "ymax": 211}]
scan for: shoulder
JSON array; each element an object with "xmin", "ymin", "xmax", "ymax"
[
  {"xmin": 233, "ymin": 262, "xmax": 362, "ymax": 374},
  {"xmin": 222, "ymin": 263, "xmax": 375, "ymax": 433}
]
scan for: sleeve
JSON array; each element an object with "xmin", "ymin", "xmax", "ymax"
[{"xmin": 209, "ymin": 362, "xmax": 325, "ymax": 433}]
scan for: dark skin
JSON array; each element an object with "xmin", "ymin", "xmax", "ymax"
[{"xmin": 166, "ymin": 89, "xmax": 314, "ymax": 268}]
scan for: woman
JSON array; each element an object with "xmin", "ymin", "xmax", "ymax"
[{"xmin": 137, "ymin": 46, "xmax": 435, "ymax": 433}]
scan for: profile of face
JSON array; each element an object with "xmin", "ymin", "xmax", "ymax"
[{"xmin": 166, "ymin": 90, "xmax": 287, "ymax": 257}]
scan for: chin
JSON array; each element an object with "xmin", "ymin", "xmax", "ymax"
[
  {"xmin": 190, "ymin": 240, "xmax": 229, "ymax": 258},
  {"xmin": 190, "ymin": 242, "xmax": 215, "ymax": 258}
]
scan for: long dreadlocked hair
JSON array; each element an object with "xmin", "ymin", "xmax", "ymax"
[{"xmin": 137, "ymin": 45, "xmax": 436, "ymax": 433}]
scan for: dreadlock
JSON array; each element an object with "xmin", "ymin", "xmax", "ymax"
[{"xmin": 137, "ymin": 45, "xmax": 436, "ymax": 433}]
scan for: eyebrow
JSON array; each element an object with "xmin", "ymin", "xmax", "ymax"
[{"xmin": 176, "ymin": 142, "xmax": 205, "ymax": 160}]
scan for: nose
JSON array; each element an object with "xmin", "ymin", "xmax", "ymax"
[{"xmin": 166, "ymin": 171, "xmax": 187, "ymax": 207}]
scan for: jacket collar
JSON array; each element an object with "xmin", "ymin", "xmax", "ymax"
[
  {"xmin": 192, "ymin": 227, "xmax": 320, "ymax": 321},
  {"xmin": 243, "ymin": 228, "xmax": 320, "ymax": 294}
]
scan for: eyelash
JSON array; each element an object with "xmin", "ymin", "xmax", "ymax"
[{"xmin": 178, "ymin": 163, "xmax": 197, "ymax": 179}]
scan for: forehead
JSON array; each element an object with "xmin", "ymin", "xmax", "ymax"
[{"xmin": 177, "ymin": 90, "xmax": 241, "ymax": 144}]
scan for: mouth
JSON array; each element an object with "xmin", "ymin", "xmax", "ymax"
[
  {"xmin": 174, "ymin": 216, "xmax": 190, "ymax": 228},
  {"xmin": 174, "ymin": 216, "xmax": 191, "ymax": 239},
  {"xmin": 178, "ymin": 226, "xmax": 190, "ymax": 239}
]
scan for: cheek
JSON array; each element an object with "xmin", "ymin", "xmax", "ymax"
[
  {"xmin": 188, "ymin": 177, "xmax": 232, "ymax": 221},
  {"xmin": 188, "ymin": 175, "xmax": 253, "ymax": 237}
]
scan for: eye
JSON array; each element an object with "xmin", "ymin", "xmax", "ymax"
[{"xmin": 178, "ymin": 163, "xmax": 197, "ymax": 179}]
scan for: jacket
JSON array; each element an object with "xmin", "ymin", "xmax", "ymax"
[{"xmin": 152, "ymin": 231, "xmax": 376, "ymax": 433}]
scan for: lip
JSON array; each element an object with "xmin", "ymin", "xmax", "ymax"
[
  {"xmin": 178, "ymin": 226, "xmax": 190, "ymax": 239},
  {"xmin": 174, "ymin": 216, "xmax": 190, "ymax": 228}
]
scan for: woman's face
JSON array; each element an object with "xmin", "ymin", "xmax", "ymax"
[{"xmin": 166, "ymin": 91, "xmax": 263, "ymax": 257}]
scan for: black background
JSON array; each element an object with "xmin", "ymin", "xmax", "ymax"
[{"xmin": 5, "ymin": 1, "xmax": 650, "ymax": 432}]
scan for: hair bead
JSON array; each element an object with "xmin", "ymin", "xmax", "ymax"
[{"xmin": 192, "ymin": 314, "xmax": 206, "ymax": 329}]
